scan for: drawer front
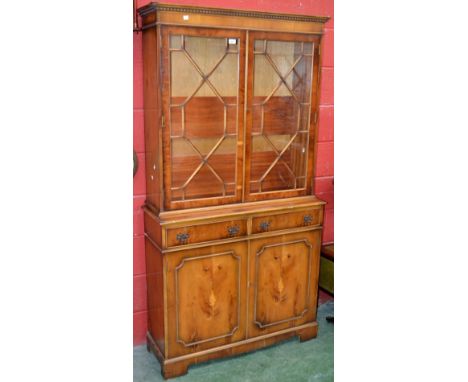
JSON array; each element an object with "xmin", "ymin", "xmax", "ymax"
[
  {"xmin": 167, "ymin": 219, "xmax": 247, "ymax": 247},
  {"xmin": 252, "ymin": 208, "xmax": 322, "ymax": 234}
]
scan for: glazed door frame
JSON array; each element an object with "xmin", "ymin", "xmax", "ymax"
[
  {"xmin": 244, "ymin": 31, "xmax": 321, "ymax": 202},
  {"xmin": 160, "ymin": 26, "xmax": 246, "ymax": 210}
]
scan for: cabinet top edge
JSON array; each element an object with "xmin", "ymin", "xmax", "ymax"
[
  {"xmin": 148, "ymin": 196, "xmax": 326, "ymax": 225},
  {"xmin": 137, "ymin": 2, "xmax": 330, "ymax": 24}
]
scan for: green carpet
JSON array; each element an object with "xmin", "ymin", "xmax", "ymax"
[{"xmin": 134, "ymin": 301, "xmax": 334, "ymax": 381}]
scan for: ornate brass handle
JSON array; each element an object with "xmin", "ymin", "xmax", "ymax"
[
  {"xmin": 259, "ymin": 221, "xmax": 270, "ymax": 232},
  {"xmin": 303, "ymin": 215, "xmax": 313, "ymax": 225},
  {"xmin": 227, "ymin": 225, "xmax": 240, "ymax": 237},
  {"xmin": 176, "ymin": 232, "xmax": 190, "ymax": 244}
]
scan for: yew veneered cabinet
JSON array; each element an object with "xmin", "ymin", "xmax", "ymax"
[{"xmin": 138, "ymin": 2, "xmax": 329, "ymax": 378}]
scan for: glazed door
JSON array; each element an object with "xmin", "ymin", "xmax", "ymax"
[
  {"xmin": 165, "ymin": 241, "xmax": 248, "ymax": 357},
  {"xmin": 161, "ymin": 27, "xmax": 246, "ymax": 210},
  {"xmin": 247, "ymin": 230, "xmax": 321, "ymax": 338},
  {"xmin": 245, "ymin": 32, "xmax": 321, "ymax": 202}
]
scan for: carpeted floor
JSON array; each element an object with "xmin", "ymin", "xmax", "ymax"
[{"xmin": 133, "ymin": 301, "xmax": 334, "ymax": 382}]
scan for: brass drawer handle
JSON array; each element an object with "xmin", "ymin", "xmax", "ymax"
[
  {"xmin": 176, "ymin": 232, "xmax": 190, "ymax": 244},
  {"xmin": 303, "ymin": 215, "xmax": 313, "ymax": 225},
  {"xmin": 227, "ymin": 225, "xmax": 240, "ymax": 237},
  {"xmin": 259, "ymin": 221, "xmax": 270, "ymax": 232}
]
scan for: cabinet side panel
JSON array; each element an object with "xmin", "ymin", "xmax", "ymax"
[
  {"xmin": 142, "ymin": 26, "xmax": 162, "ymax": 210},
  {"xmin": 144, "ymin": 209, "xmax": 162, "ymax": 247},
  {"xmin": 145, "ymin": 236, "xmax": 165, "ymax": 354}
]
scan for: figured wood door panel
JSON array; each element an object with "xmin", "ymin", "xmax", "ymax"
[
  {"xmin": 248, "ymin": 230, "xmax": 321, "ymax": 338},
  {"xmin": 165, "ymin": 241, "xmax": 247, "ymax": 357}
]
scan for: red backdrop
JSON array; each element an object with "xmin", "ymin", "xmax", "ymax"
[{"xmin": 133, "ymin": 0, "xmax": 334, "ymax": 345}]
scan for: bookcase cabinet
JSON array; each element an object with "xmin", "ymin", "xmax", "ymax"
[{"xmin": 138, "ymin": 2, "xmax": 329, "ymax": 378}]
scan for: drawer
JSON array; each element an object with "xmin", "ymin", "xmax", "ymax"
[
  {"xmin": 252, "ymin": 208, "xmax": 322, "ymax": 234},
  {"xmin": 166, "ymin": 219, "xmax": 247, "ymax": 247}
]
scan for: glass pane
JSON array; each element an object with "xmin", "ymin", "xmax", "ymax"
[
  {"xmin": 250, "ymin": 39, "xmax": 314, "ymax": 194},
  {"xmin": 208, "ymin": 136, "xmax": 237, "ymax": 187},
  {"xmin": 185, "ymin": 36, "xmax": 226, "ymax": 73},
  {"xmin": 254, "ymin": 40, "xmax": 266, "ymax": 53},
  {"xmin": 171, "ymin": 137, "xmax": 200, "ymax": 190},
  {"xmin": 209, "ymin": 53, "xmax": 239, "ymax": 98},
  {"xmin": 266, "ymin": 40, "xmax": 296, "ymax": 77},
  {"xmin": 170, "ymin": 35, "xmax": 183, "ymax": 49},
  {"xmin": 169, "ymin": 34, "xmax": 239, "ymax": 202},
  {"xmin": 184, "ymin": 82, "xmax": 225, "ymax": 139},
  {"xmin": 185, "ymin": 165, "xmax": 224, "ymax": 200},
  {"xmin": 171, "ymin": 50, "xmax": 201, "ymax": 99}
]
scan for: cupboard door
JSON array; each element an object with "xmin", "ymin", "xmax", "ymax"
[
  {"xmin": 248, "ymin": 230, "xmax": 321, "ymax": 337},
  {"xmin": 161, "ymin": 27, "xmax": 246, "ymax": 210},
  {"xmin": 245, "ymin": 32, "xmax": 321, "ymax": 202},
  {"xmin": 165, "ymin": 241, "xmax": 248, "ymax": 357}
]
